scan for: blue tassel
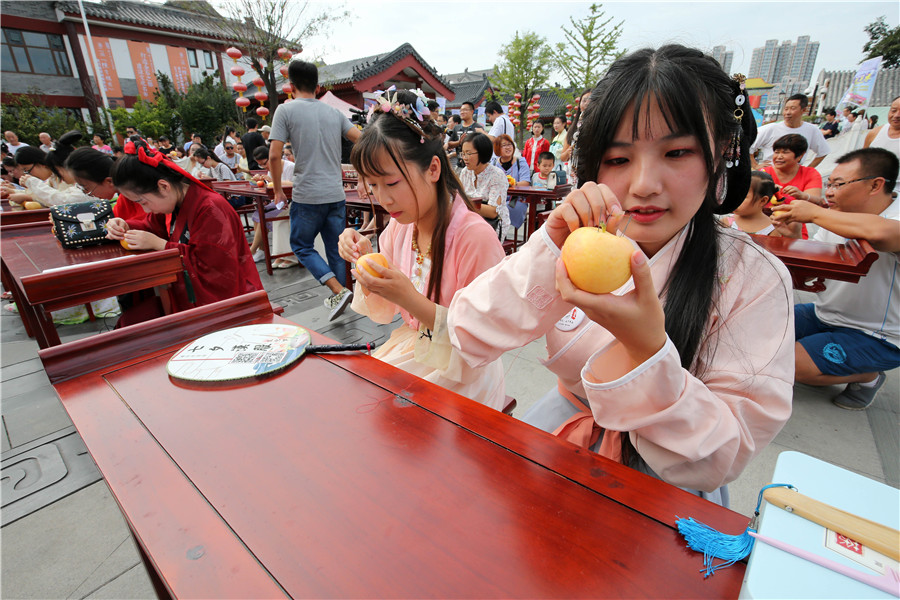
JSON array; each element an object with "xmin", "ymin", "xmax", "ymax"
[{"xmin": 675, "ymin": 483, "xmax": 795, "ymax": 578}]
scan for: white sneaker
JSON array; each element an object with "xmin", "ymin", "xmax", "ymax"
[
  {"xmin": 252, "ymin": 249, "xmax": 266, "ymax": 263},
  {"xmin": 325, "ymin": 288, "xmax": 353, "ymax": 321}
]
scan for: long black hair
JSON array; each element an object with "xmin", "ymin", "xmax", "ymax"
[
  {"xmin": 112, "ymin": 138, "xmax": 189, "ymax": 194},
  {"xmin": 350, "ymin": 91, "xmax": 475, "ymax": 305},
  {"xmin": 66, "ymin": 147, "xmax": 115, "ymax": 183},
  {"xmin": 575, "ymin": 44, "xmax": 757, "ymax": 467}
]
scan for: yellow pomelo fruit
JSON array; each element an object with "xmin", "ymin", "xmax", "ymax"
[
  {"xmin": 120, "ymin": 239, "xmax": 132, "ymax": 250},
  {"xmin": 561, "ymin": 227, "xmax": 634, "ymax": 294},
  {"xmin": 23, "ymin": 201, "xmax": 43, "ymax": 210},
  {"xmin": 356, "ymin": 252, "xmax": 389, "ymax": 278}
]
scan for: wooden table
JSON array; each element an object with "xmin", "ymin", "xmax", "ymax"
[
  {"xmin": 209, "ymin": 180, "xmax": 292, "ymax": 276},
  {"xmin": 0, "ymin": 223, "xmax": 183, "ymax": 348},
  {"xmin": 507, "ymin": 184, "xmax": 572, "ymax": 250},
  {"xmin": 39, "ymin": 290, "xmax": 747, "ymax": 599},
  {"xmin": 750, "ymin": 234, "xmax": 879, "ymax": 292},
  {"xmin": 0, "ymin": 206, "xmax": 51, "ymax": 227}
]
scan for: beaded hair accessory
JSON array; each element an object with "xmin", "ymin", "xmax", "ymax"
[
  {"xmin": 363, "ymin": 86, "xmax": 432, "ymax": 143},
  {"xmin": 724, "ymin": 74, "xmax": 747, "ymax": 169}
]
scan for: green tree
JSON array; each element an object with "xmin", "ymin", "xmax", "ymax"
[
  {"xmin": 553, "ymin": 3, "xmax": 625, "ymax": 92},
  {"xmin": 218, "ymin": 0, "xmax": 349, "ymax": 113},
  {"xmin": 863, "ymin": 16, "xmax": 900, "ymax": 68},
  {"xmin": 175, "ymin": 74, "xmax": 241, "ymax": 147},
  {"xmin": 0, "ymin": 92, "xmax": 89, "ymax": 147},
  {"xmin": 492, "ymin": 31, "xmax": 556, "ymax": 146}
]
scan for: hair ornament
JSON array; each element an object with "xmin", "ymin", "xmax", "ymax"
[
  {"xmin": 363, "ymin": 87, "xmax": 432, "ymax": 144},
  {"xmin": 124, "ymin": 137, "xmax": 214, "ymax": 192},
  {"xmin": 724, "ymin": 73, "xmax": 747, "ymax": 169}
]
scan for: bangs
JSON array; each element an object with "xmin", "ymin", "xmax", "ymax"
[{"xmin": 350, "ymin": 117, "xmax": 410, "ymax": 183}]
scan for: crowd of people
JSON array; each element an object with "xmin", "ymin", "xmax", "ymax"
[{"xmin": 2, "ymin": 48, "xmax": 898, "ymax": 507}]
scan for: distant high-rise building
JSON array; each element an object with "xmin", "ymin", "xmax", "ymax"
[
  {"xmin": 748, "ymin": 36, "xmax": 819, "ymax": 98},
  {"xmin": 710, "ymin": 45, "xmax": 734, "ymax": 74}
]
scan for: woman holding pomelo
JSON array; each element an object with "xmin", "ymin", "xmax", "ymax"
[{"xmin": 449, "ymin": 45, "xmax": 794, "ymax": 503}]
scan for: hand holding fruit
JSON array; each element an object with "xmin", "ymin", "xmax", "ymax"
[
  {"xmin": 770, "ymin": 200, "xmax": 821, "ymax": 225},
  {"xmin": 105, "ymin": 217, "xmax": 129, "ymax": 240},
  {"xmin": 121, "ymin": 229, "xmax": 165, "ymax": 251},
  {"xmin": 351, "ymin": 253, "xmax": 415, "ymax": 306},
  {"xmin": 338, "ymin": 227, "xmax": 373, "ymax": 263},
  {"xmin": 555, "ymin": 247, "xmax": 666, "ymax": 368},
  {"xmin": 545, "ymin": 181, "xmax": 626, "ymax": 249}
]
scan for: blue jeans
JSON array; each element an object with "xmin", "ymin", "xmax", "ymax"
[{"xmin": 289, "ymin": 200, "xmax": 347, "ymax": 287}]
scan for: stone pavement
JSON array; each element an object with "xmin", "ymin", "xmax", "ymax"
[{"xmin": 2, "ymin": 251, "xmax": 897, "ymax": 599}]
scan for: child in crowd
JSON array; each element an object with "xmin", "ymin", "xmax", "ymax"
[
  {"xmin": 459, "ymin": 132, "xmax": 510, "ymax": 240},
  {"xmin": 448, "ymin": 45, "xmax": 794, "ymax": 504},
  {"xmin": 549, "ymin": 115, "xmax": 568, "ymax": 168},
  {"xmin": 247, "ymin": 145, "xmax": 297, "ymax": 268},
  {"xmin": 531, "ymin": 152, "xmax": 556, "ymax": 189},
  {"xmin": 721, "ymin": 171, "xmax": 800, "ymax": 237},
  {"xmin": 191, "ymin": 147, "xmax": 237, "ymax": 182},
  {"xmin": 523, "ymin": 120, "xmax": 550, "ymax": 172},
  {"xmin": 337, "ymin": 90, "xmax": 507, "ymax": 410},
  {"xmin": 105, "ymin": 139, "xmax": 262, "ymax": 323}
]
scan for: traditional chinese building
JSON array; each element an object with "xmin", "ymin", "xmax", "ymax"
[
  {"xmin": 317, "ymin": 43, "xmax": 455, "ymax": 107},
  {"xmin": 1, "ymin": 0, "xmax": 243, "ymax": 122}
]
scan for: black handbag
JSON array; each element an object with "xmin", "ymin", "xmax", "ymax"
[{"xmin": 50, "ymin": 200, "xmax": 114, "ymax": 248}]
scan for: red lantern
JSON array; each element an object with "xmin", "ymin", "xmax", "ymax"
[
  {"xmin": 277, "ymin": 47, "xmax": 291, "ymax": 60},
  {"xmin": 232, "ymin": 82, "xmax": 247, "ymax": 93},
  {"xmin": 235, "ymin": 97, "xmax": 250, "ymax": 111},
  {"xmin": 512, "ymin": 118, "xmax": 520, "ymax": 126},
  {"xmin": 252, "ymin": 77, "xmax": 265, "ymax": 89},
  {"xmin": 513, "ymin": 110, "xmax": 521, "ymax": 116},
  {"xmin": 230, "ymin": 66, "xmax": 245, "ymax": 78},
  {"xmin": 254, "ymin": 91, "xmax": 269, "ymax": 102},
  {"xmin": 514, "ymin": 93, "xmax": 522, "ymax": 100},
  {"xmin": 533, "ymin": 103, "xmax": 540, "ymax": 110},
  {"xmin": 226, "ymin": 47, "xmax": 242, "ymax": 61},
  {"xmin": 256, "ymin": 106, "xmax": 270, "ymax": 120},
  {"xmin": 532, "ymin": 94, "xmax": 540, "ymax": 101},
  {"xmin": 282, "ymin": 83, "xmax": 293, "ymax": 96},
  {"xmin": 280, "ymin": 66, "xmax": 289, "ymax": 78},
  {"xmin": 566, "ymin": 104, "xmax": 573, "ymax": 110}
]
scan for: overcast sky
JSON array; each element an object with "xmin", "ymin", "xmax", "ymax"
[{"xmin": 294, "ymin": 0, "xmax": 897, "ymax": 81}]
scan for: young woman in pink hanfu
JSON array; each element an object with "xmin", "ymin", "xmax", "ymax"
[
  {"xmin": 448, "ymin": 46, "xmax": 795, "ymax": 505},
  {"xmin": 338, "ymin": 90, "xmax": 507, "ymax": 411}
]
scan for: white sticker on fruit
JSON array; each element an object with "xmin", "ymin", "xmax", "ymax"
[{"xmin": 555, "ymin": 307, "xmax": 586, "ymax": 332}]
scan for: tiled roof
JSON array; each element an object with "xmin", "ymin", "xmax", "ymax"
[
  {"xmin": 446, "ymin": 78, "xmax": 492, "ymax": 108},
  {"xmin": 55, "ymin": 0, "xmax": 235, "ymax": 39},
  {"xmin": 318, "ymin": 43, "xmax": 451, "ymax": 91},
  {"xmin": 444, "ymin": 68, "xmax": 494, "ymax": 85}
]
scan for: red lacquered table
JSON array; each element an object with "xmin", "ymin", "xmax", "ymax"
[
  {"xmin": 0, "ymin": 222, "xmax": 182, "ymax": 348},
  {"xmin": 507, "ymin": 184, "xmax": 572, "ymax": 250},
  {"xmin": 39, "ymin": 290, "xmax": 747, "ymax": 599},
  {"xmin": 750, "ymin": 234, "xmax": 878, "ymax": 292}
]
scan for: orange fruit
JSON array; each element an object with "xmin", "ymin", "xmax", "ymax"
[
  {"xmin": 561, "ymin": 227, "xmax": 634, "ymax": 294},
  {"xmin": 120, "ymin": 239, "xmax": 132, "ymax": 250},
  {"xmin": 356, "ymin": 253, "xmax": 389, "ymax": 278}
]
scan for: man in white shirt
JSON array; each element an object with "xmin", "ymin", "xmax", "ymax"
[
  {"xmin": 4, "ymin": 131, "xmax": 29, "ymax": 157},
  {"xmin": 38, "ymin": 132, "xmax": 54, "ymax": 153},
  {"xmin": 774, "ymin": 147, "xmax": 900, "ymax": 410},
  {"xmin": 485, "ymin": 101, "xmax": 516, "ymax": 142},
  {"xmin": 218, "ymin": 141, "xmax": 239, "ymax": 168},
  {"xmin": 751, "ymin": 94, "xmax": 830, "ymax": 169}
]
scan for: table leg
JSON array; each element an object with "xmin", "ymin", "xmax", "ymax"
[{"xmin": 255, "ymin": 197, "xmax": 274, "ymax": 276}]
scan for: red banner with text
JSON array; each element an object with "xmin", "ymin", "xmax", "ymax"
[
  {"xmin": 91, "ymin": 37, "xmax": 123, "ymax": 98},
  {"xmin": 166, "ymin": 46, "xmax": 192, "ymax": 94},
  {"xmin": 127, "ymin": 41, "xmax": 158, "ymax": 100}
]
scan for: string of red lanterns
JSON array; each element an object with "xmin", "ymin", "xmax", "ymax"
[{"xmin": 225, "ymin": 45, "xmax": 299, "ymax": 120}]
